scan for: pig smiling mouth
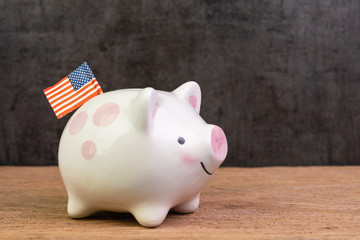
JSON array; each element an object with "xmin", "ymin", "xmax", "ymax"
[{"xmin": 200, "ymin": 162, "xmax": 213, "ymax": 175}]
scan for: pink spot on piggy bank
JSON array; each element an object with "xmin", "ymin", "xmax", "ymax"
[
  {"xmin": 81, "ymin": 140, "xmax": 96, "ymax": 160},
  {"xmin": 69, "ymin": 111, "xmax": 88, "ymax": 135},
  {"xmin": 58, "ymin": 81, "xmax": 227, "ymax": 227},
  {"xmin": 93, "ymin": 102, "xmax": 120, "ymax": 127}
]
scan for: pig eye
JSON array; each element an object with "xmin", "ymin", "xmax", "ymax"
[{"xmin": 178, "ymin": 137, "xmax": 185, "ymax": 145}]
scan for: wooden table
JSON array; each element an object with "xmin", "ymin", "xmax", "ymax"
[{"xmin": 0, "ymin": 166, "xmax": 359, "ymax": 239}]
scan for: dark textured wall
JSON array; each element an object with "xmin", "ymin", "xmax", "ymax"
[{"xmin": 1, "ymin": 0, "xmax": 360, "ymax": 166}]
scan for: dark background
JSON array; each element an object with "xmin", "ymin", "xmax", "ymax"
[{"xmin": 1, "ymin": 0, "xmax": 360, "ymax": 166}]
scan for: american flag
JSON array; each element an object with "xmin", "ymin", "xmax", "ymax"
[{"xmin": 43, "ymin": 62, "xmax": 103, "ymax": 119}]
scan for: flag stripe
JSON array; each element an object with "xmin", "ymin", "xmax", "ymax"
[
  {"xmin": 53, "ymin": 82, "xmax": 101, "ymax": 112},
  {"xmin": 51, "ymin": 79, "xmax": 101, "ymax": 109},
  {"xmin": 44, "ymin": 77, "xmax": 69, "ymax": 95},
  {"xmin": 43, "ymin": 77, "xmax": 67, "ymax": 93},
  {"xmin": 46, "ymin": 81, "xmax": 72, "ymax": 99},
  {"xmin": 56, "ymin": 89, "xmax": 100, "ymax": 118},
  {"xmin": 48, "ymin": 85, "xmax": 73, "ymax": 104},
  {"xmin": 93, "ymin": 79, "xmax": 103, "ymax": 94},
  {"xmin": 56, "ymin": 91, "xmax": 100, "ymax": 119},
  {"xmin": 51, "ymin": 80, "xmax": 94, "ymax": 109},
  {"xmin": 54, "ymin": 79, "xmax": 100, "ymax": 113},
  {"xmin": 44, "ymin": 78, "xmax": 73, "ymax": 106}
]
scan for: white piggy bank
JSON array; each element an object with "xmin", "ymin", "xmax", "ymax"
[{"xmin": 58, "ymin": 81, "xmax": 228, "ymax": 227}]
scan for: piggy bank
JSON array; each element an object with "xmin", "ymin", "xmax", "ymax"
[{"xmin": 58, "ymin": 81, "xmax": 228, "ymax": 227}]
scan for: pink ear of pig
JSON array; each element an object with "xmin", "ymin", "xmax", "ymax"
[
  {"xmin": 129, "ymin": 87, "xmax": 161, "ymax": 131},
  {"xmin": 172, "ymin": 81, "xmax": 202, "ymax": 114}
]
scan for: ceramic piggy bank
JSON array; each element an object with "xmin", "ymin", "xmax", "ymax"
[{"xmin": 58, "ymin": 81, "xmax": 228, "ymax": 227}]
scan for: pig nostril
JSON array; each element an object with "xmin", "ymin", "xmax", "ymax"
[{"xmin": 211, "ymin": 126, "xmax": 228, "ymax": 161}]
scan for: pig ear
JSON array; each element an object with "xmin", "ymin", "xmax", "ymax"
[
  {"xmin": 172, "ymin": 81, "xmax": 201, "ymax": 114},
  {"xmin": 130, "ymin": 87, "xmax": 160, "ymax": 131}
]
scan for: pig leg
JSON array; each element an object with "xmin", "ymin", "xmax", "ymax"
[
  {"xmin": 172, "ymin": 193, "xmax": 200, "ymax": 214},
  {"xmin": 131, "ymin": 204, "xmax": 169, "ymax": 227},
  {"xmin": 67, "ymin": 194, "xmax": 95, "ymax": 218}
]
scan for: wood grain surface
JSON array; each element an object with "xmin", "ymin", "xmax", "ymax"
[{"xmin": 0, "ymin": 166, "xmax": 359, "ymax": 239}]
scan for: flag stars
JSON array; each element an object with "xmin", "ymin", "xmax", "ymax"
[{"xmin": 69, "ymin": 62, "xmax": 95, "ymax": 91}]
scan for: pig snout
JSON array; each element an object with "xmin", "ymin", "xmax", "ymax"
[
  {"xmin": 199, "ymin": 125, "xmax": 228, "ymax": 176},
  {"xmin": 210, "ymin": 126, "xmax": 228, "ymax": 161}
]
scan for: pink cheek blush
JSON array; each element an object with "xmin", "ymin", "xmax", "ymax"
[
  {"xmin": 69, "ymin": 111, "xmax": 88, "ymax": 135},
  {"xmin": 93, "ymin": 102, "xmax": 120, "ymax": 127},
  {"xmin": 81, "ymin": 140, "xmax": 97, "ymax": 160},
  {"xmin": 188, "ymin": 95, "xmax": 197, "ymax": 109},
  {"xmin": 182, "ymin": 155, "xmax": 197, "ymax": 165}
]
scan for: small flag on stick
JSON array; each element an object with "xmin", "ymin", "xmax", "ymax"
[{"xmin": 43, "ymin": 62, "xmax": 103, "ymax": 119}]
